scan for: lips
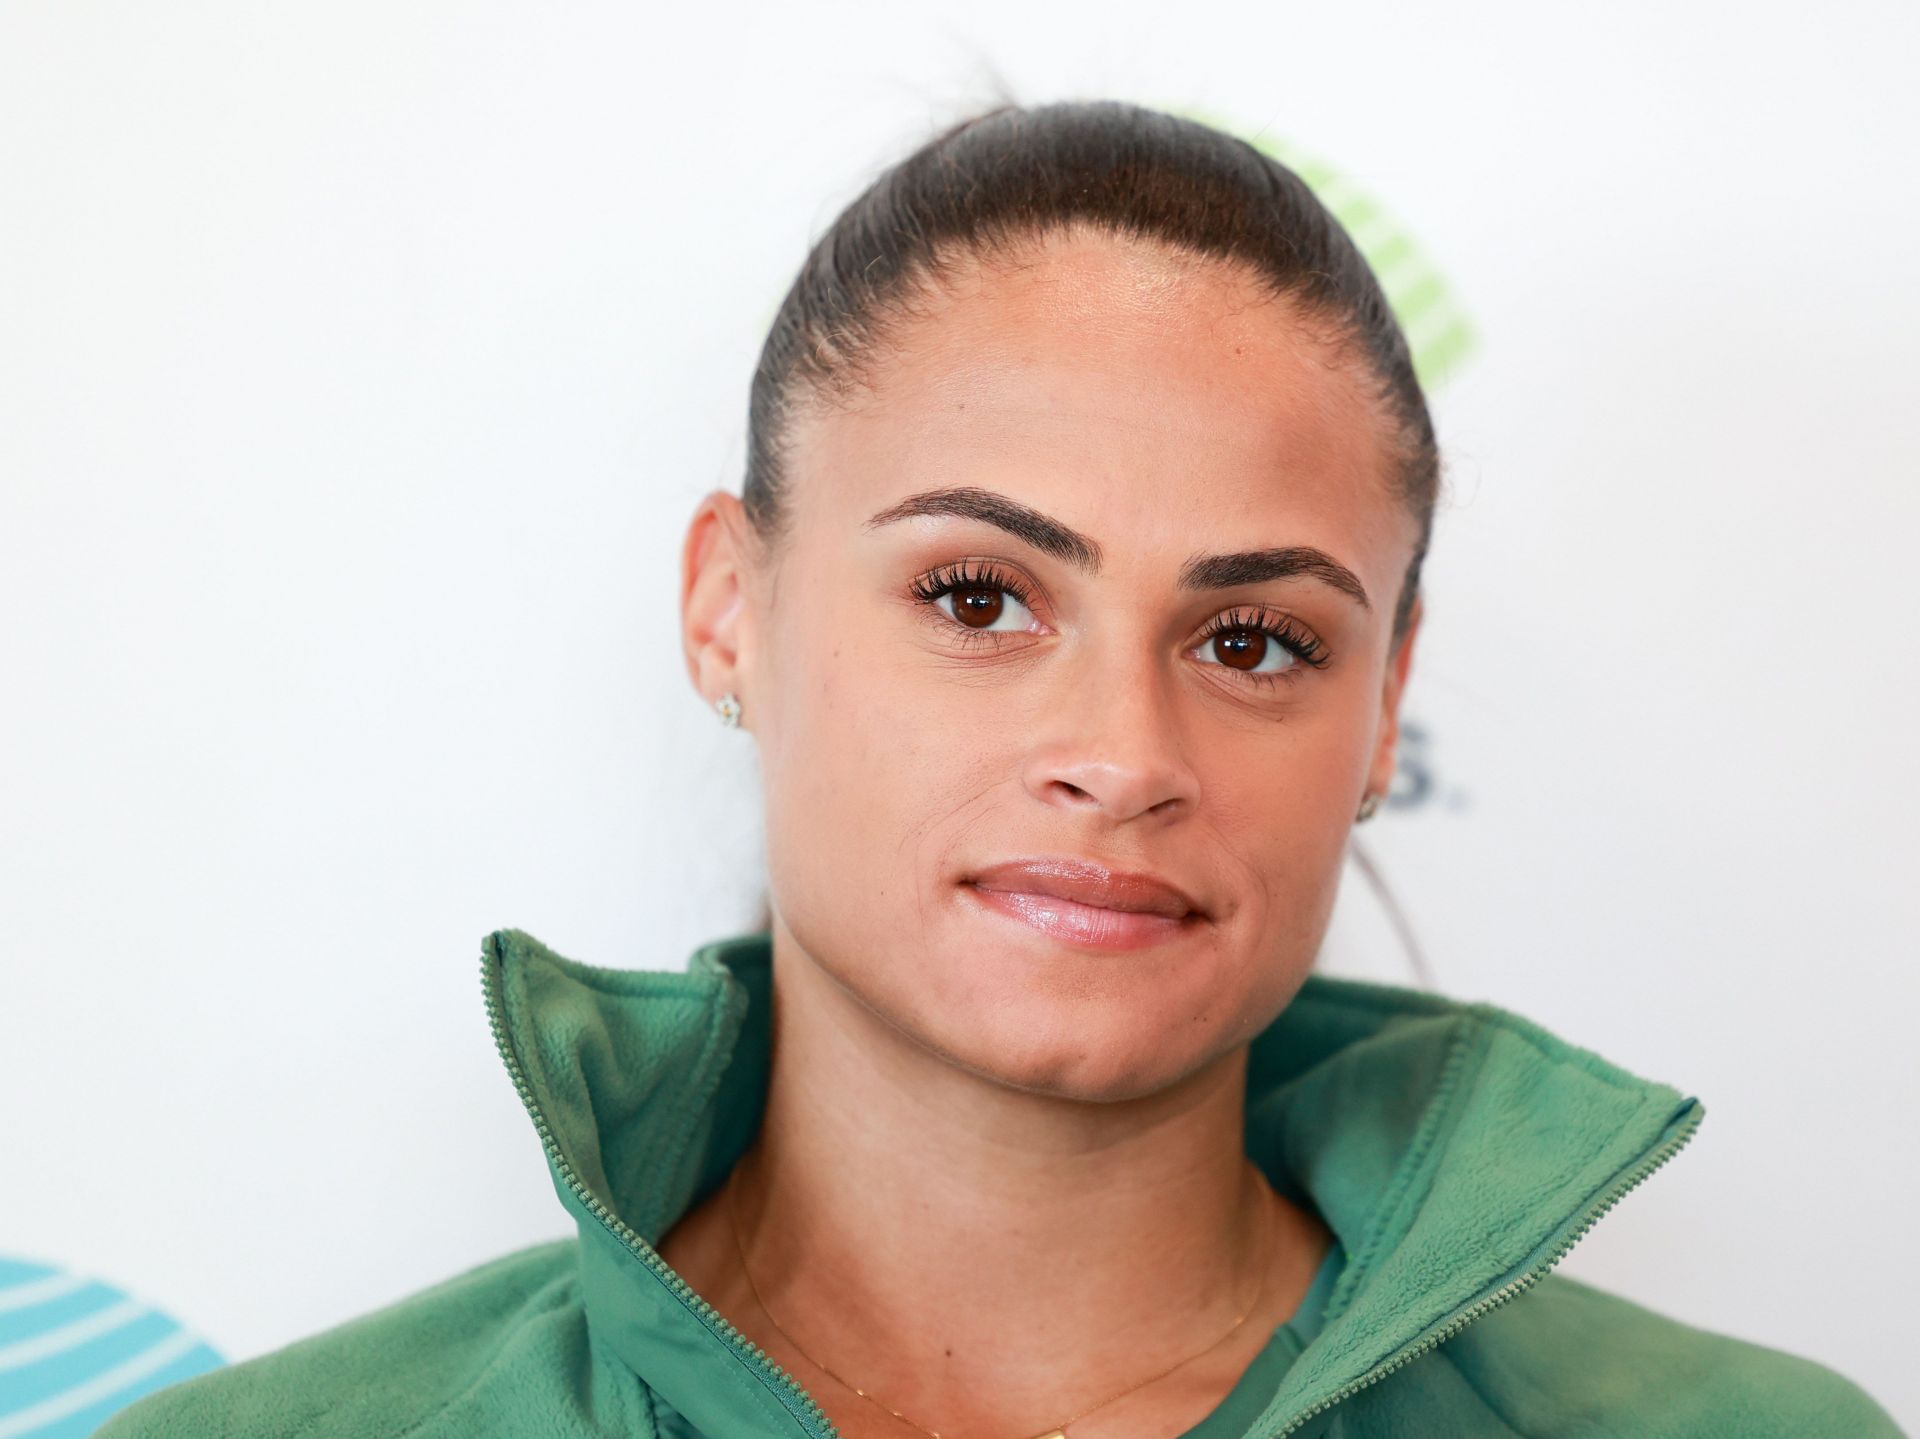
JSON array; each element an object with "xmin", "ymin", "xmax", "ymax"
[{"xmin": 965, "ymin": 857, "xmax": 1203, "ymax": 921}]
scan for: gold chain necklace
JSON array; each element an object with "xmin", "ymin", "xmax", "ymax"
[{"xmin": 723, "ymin": 1162, "xmax": 1280, "ymax": 1439}]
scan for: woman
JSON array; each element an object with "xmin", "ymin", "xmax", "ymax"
[{"xmin": 98, "ymin": 100, "xmax": 1901, "ymax": 1439}]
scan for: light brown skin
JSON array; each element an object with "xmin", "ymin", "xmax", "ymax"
[{"xmin": 666, "ymin": 223, "xmax": 1423, "ymax": 1439}]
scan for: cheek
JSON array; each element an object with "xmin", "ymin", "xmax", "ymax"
[
  {"xmin": 1197, "ymin": 711, "xmax": 1368, "ymax": 929},
  {"xmin": 786, "ymin": 640, "xmax": 938, "ymax": 830},
  {"xmin": 763, "ymin": 608, "xmax": 1003, "ymax": 929}
]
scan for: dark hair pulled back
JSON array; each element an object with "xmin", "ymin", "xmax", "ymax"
[{"xmin": 743, "ymin": 97, "xmax": 1441, "ymax": 649}]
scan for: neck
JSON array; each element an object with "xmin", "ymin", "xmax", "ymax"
[{"xmin": 726, "ymin": 923, "xmax": 1305, "ymax": 1429}]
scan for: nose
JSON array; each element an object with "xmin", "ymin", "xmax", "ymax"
[{"xmin": 1019, "ymin": 648, "xmax": 1202, "ymax": 823}]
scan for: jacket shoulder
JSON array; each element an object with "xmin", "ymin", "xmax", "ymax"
[
  {"xmin": 91, "ymin": 1237, "xmax": 583, "ymax": 1439},
  {"xmin": 1432, "ymin": 1270, "xmax": 1904, "ymax": 1437}
]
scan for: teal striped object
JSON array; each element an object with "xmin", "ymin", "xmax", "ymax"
[
  {"xmin": 1172, "ymin": 104, "xmax": 1480, "ymax": 389},
  {"xmin": 0, "ymin": 1257, "xmax": 222, "ymax": 1439}
]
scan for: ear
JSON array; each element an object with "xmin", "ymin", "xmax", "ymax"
[
  {"xmin": 1367, "ymin": 591, "xmax": 1423, "ymax": 802},
  {"xmin": 680, "ymin": 489, "xmax": 756, "ymax": 728}
]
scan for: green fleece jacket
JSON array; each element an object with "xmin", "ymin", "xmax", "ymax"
[{"xmin": 95, "ymin": 928, "xmax": 1903, "ymax": 1438}]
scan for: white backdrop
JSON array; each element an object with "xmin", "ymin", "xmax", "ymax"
[{"xmin": 3, "ymin": 1, "xmax": 1915, "ymax": 1432}]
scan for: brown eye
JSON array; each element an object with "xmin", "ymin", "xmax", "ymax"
[
  {"xmin": 951, "ymin": 586, "xmax": 1005, "ymax": 628},
  {"xmin": 1211, "ymin": 629, "xmax": 1267, "ymax": 671},
  {"xmin": 1191, "ymin": 610, "xmax": 1322, "ymax": 681},
  {"xmin": 911, "ymin": 562, "xmax": 1040, "ymax": 637}
]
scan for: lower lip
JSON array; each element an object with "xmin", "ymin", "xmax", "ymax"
[{"xmin": 961, "ymin": 882, "xmax": 1197, "ymax": 952}]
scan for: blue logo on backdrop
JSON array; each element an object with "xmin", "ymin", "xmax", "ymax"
[{"xmin": 0, "ymin": 1255, "xmax": 223, "ymax": 1437}]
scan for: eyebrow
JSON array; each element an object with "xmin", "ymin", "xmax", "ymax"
[{"xmin": 864, "ymin": 485, "xmax": 1372, "ymax": 611}]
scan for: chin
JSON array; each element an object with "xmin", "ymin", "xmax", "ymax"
[
  {"xmin": 904, "ymin": 915, "xmax": 1249, "ymax": 1102},
  {"xmin": 935, "ymin": 1008, "xmax": 1228, "ymax": 1103}
]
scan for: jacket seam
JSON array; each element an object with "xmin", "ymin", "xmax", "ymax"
[
  {"xmin": 1464, "ymin": 1002, "xmax": 1643, "ymax": 1094},
  {"xmin": 492, "ymin": 929, "xmax": 719, "ymax": 1000},
  {"xmin": 1293, "ymin": 977, "xmax": 1666, "ymax": 1098},
  {"xmin": 638, "ymin": 965, "xmax": 745, "ymax": 1235},
  {"xmin": 1325, "ymin": 1014, "xmax": 1482, "ymax": 1322}
]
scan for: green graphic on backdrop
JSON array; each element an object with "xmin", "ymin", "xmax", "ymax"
[{"xmin": 1174, "ymin": 104, "xmax": 1479, "ymax": 389}]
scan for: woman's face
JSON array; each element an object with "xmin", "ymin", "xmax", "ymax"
[{"xmin": 684, "ymin": 225, "xmax": 1422, "ymax": 1103}]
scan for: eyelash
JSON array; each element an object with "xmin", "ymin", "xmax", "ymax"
[{"xmin": 906, "ymin": 559, "xmax": 1332, "ymax": 687}]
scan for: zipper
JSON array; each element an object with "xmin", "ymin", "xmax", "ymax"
[
  {"xmin": 1264, "ymin": 1100, "xmax": 1706, "ymax": 1437},
  {"xmin": 487, "ymin": 937, "xmax": 1702, "ymax": 1439},
  {"xmin": 480, "ymin": 945, "xmax": 842, "ymax": 1439}
]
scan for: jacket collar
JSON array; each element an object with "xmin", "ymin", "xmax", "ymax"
[{"xmin": 481, "ymin": 927, "xmax": 1704, "ymax": 1439}]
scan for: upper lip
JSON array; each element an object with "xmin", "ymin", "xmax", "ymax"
[{"xmin": 966, "ymin": 857, "xmax": 1204, "ymax": 920}]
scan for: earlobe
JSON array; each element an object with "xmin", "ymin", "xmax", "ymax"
[{"xmin": 680, "ymin": 490, "xmax": 753, "ymax": 721}]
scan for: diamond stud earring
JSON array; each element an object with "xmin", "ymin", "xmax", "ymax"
[
  {"xmin": 715, "ymin": 692, "xmax": 742, "ymax": 728},
  {"xmin": 1356, "ymin": 791, "xmax": 1382, "ymax": 823}
]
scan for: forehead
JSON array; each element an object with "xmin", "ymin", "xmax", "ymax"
[{"xmin": 789, "ymin": 225, "xmax": 1406, "ymax": 566}]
